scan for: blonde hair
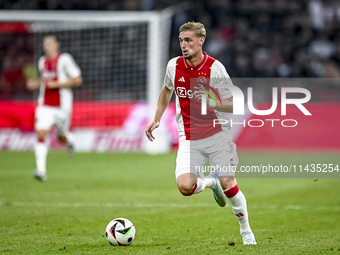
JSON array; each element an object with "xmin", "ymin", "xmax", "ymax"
[
  {"xmin": 43, "ymin": 34, "xmax": 59, "ymax": 43},
  {"xmin": 179, "ymin": 22, "xmax": 206, "ymax": 38}
]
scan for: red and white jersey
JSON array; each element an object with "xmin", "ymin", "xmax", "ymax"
[
  {"xmin": 164, "ymin": 52, "xmax": 233, "ymax": 141},
  {"xmin": 38, "ymin": 52, "xmax": 81, "ymax": 112}
]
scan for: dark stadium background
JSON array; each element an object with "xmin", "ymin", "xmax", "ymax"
[{"xmin": 0, "ymin": 0, "xmax": 339, "ymax": 151}]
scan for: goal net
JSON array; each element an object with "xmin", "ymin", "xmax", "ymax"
[{"xmin": 0, "ymin": 10, "xmax": 175, "ymax": 152}]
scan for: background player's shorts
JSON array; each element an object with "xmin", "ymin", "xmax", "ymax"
[
  {"xmin": 35, "ymin": 105, "xmax": 70, "ymax": 137},
  {"xmin": 175, "ymin": 130, "xmax": 239, "ymax": 179}
]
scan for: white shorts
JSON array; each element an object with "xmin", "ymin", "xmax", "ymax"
[
  {"xmin": 175, "ymin": 130, "xmax": 239, "ymax": 179},
  {"xmin": 35, "ymin": 105, "xmax": 70, "ymax": 137}
]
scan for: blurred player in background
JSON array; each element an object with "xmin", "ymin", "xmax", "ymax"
[
  {"xmin": 26, "ymin": 35, "xmax": 82, "ymax": 181},
  {"xmin": 145, "ymin": 22, "xmax": 256, "ymax": 245}
]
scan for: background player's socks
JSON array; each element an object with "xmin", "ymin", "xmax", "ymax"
[
  {"xmin": 66, "ymin": 132, "xmax": 75, "ymax": 156},
  {"xmin": 35, "ymin": 141, "xmax": 48, "ymax": 175},
  {"xmin": 224, "ymin": 185, "xmax": 251, "ymax": 233},
  {"xmin": 66, "ymin": 132, "xmax": 74, "ymax": 146}
]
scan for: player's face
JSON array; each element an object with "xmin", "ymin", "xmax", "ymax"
[
  {"xmin": 43, "ymin": 37, "xmax": 60, "ymax": 58},
  {"xmin": 179, "ymin": 30, "xmax": 204, "ymax": 60}
]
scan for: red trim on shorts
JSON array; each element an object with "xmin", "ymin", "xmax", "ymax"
[
  {"xmin": 183, "ymin": 184, "xmax": 197, "ymax": 196},
  {"xmin": 224, "ymin": 185, "xmax": 239, "ymax": 198}
]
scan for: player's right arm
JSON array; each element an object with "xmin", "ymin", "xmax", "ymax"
[
  {"xmin": 26, "ymin": 56, "xmax": 43, "ymax": 91},
  {"xmin": 26, "ymin": 78, "xmax": 41, "ymax": 90},
  {"xmin": 145, "ymin": 84, "xmax": 174, "ymax": 142}
]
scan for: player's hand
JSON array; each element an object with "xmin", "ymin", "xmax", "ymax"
[
  {"xmin": 46, "ymin": 81, "xmax": 60, "ymax": 89},
  {"xmin": 26, "ymin": 79, "xmax": 40, "ymax": 90},
  {"xmin": 145, "ymin": 121, "xmax": 160, "ymax": 142},
  {"xmin": 193, "ymin": 89, "xmax": 208, "ymax": 102}
]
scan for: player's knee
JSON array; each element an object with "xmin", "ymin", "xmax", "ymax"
[
  {"xmin": 178, "ymin": 186, "xmax": 192, "ymax": 196},
  {"xmin": 177, "ymin": 180, "xmax": 196, "ymax": 196},
  {"xmin": 176, "ymin": 173, "xmax": 197, "ymax": 196},
  {"xmin": 37, "ymin": 130, "xmax": 48, "ymax": 142},
  {"xmin": 220, "ymin": 177, "xmax": 237, "ymax": 190}
]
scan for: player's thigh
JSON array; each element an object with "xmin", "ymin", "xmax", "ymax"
[
  {"xmin": 55, "ymin": 110, "xmax": 70, "ymax": 137},
  {"xmin": 209, "ymin": 138, "xmax": 239, "ymax": 177},
  {"xmin": 175, "ymin": 140, "xmax": 208, "ymax": 180},
  {"xmin": 35, "ymin": 106, "xmax": 55, "ymax": 131}
]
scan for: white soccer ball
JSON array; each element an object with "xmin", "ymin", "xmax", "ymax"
[{"xmin": 105, "ymin": 218, "xmax": 136, "ymax": 246}]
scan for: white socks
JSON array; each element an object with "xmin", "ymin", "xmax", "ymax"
[
  {"xmin": 66, "ymin": 132, "xmax": 74, "ymax": 146},
  {"xmin": 228, "ymin": 190, "xmax": 251, "ymax": 233},
  {"xmin": 35, "ymin": 141, "xmax": 48, "ymax": 175},
  {"xmin": 188, "ymin": 177, "xmax": 252, "ymax": 234},
  {"xmin": 203, "ymin": 177, "xmax": 216, "ymax": 189},
  {"xmin": 193, "ymin": 177, "xmax": 216, "ymax": 194}
]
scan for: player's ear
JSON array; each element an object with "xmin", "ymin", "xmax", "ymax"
[{"xmin": 199, "ymin": 37, "xmax": 205, "ymax": 47}]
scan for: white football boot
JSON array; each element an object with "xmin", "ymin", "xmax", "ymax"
[
  {"xmin": 241, "ymin": 231, "xmax": 257, "ymax": 245},
  {"xmin": 33, "ymin": 170, "xmax": 47, "ymax": 182},
  {"xmin": 210, "ymin": 171, "xmax": 227, "ymax": 207},
  {"xmin": 67, "ymin": 142, "xmax": 74, "ymax": 157}
]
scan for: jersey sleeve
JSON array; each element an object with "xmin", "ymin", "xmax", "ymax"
[
  {"xmin": 210, "ymin": 60, "xmax": 233, "ymax": 99},
  {"xmin": 38, "ymin": 56, "xmax": 44, "ymax": 73},
  {"xmin": 61, "ymin": 53, "xmax": 81, "ymax": 78},
  {"xmin": 163, "ymin": 57, "xmax": 178, "ymax": 90}
]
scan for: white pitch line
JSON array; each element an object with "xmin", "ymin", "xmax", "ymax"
[
  {"xmin": 4, "ymin": 201, "xmax": 214, "ymax": 208},
  {"xmin": 0, "ymin": 201, "xmax": 340, "ymax": 210},
  {"xmin": 285, "ymin": 205, "xmax": 302, "ymax": 210}
]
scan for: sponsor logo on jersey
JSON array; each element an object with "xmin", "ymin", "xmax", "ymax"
[
  {"xmin": 42, "ymin": 70, "xmax": 57, "ymax": 80},
  {"xmin": 176, "ymin": 87, "xmax": 193, "ymax": 98}
]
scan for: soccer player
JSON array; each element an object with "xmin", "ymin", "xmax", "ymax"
[
  {"xmin": 26, "ymin": 35, "xmax": 82, "ymax": 181},
  {"xmin": 145, "ymin": 22, "xmax": 256, "ymax": 245}
]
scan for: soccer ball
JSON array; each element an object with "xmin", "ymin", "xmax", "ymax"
[{"xmin": 105, "ymin": 218, "xmax": 136, "ymax": 246}]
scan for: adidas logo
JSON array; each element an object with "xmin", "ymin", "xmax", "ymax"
[{"xmin": 178, "ymin": 77, "xmax": 185, "ymax": 82}]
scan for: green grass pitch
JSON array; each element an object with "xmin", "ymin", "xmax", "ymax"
[{"xmin": 0, "ymin": 151, "xmax": 339, "ymax": 254}]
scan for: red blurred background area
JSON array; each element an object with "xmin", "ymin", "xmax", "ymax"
[
  {"xmin": 0, "ymin": 101, "xmax": 135, "ymax": 130},
  {"xmin": 1, "ymin": 101, "xmax": 339, "ymax": 151},
  {"xmin": 235, "ymin": 102, "xmax": 340, "ymax": 151}
]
